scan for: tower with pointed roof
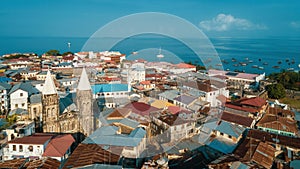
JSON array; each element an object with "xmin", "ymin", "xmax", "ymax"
[
  {"xmin": 42, "ymin": 70, "xmax": 60, "ymax": 133},
  {"xmin": 76, "ymin": 67, "xmax": 94, "ymax": 136}
]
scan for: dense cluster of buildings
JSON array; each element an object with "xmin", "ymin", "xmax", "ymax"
[{"xmin": 0, "ymin": 51, "xmax": 299, "ymax": 169}]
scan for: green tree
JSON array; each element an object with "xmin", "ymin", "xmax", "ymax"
[
  {"xmin": 45, "ymin": 49, "xmax": 61, "ymax": 56},
  {"xmin": 266, "ymin": 83, "xmax": 286, "ymax": 99}
]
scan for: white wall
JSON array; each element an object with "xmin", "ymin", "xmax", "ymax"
[{"xmin": 10, "ymin": 89, "xmax": 28, "ymax": 110}]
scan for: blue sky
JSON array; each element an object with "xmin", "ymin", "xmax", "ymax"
[{"xmin": 0, "ymin": 0, "xmax": 300, "ymax": 38}]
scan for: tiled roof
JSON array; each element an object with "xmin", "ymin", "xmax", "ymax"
[
  {"xmin": 239, "ymin": 97, "xmax": 266, "ymax": 107},
  {"xmin": 225, "ymin": 103, "xmax": 258, "ymax": 113},
  {"xmin": 176, "ymin": 63, "xmax": 196, "ymax": 69},
  {"xmin": 24, "ymin": 157, "xmax": 61, "ymax": 169},
  {"xmin": 247, "ymin": 130, "xmax": 300, "ymax": 149},
  {"xmin": 221, "ymin": 111, "xmax": 254, "ymax": 127},
  {"xmin": 63, "ymin": 144, "xmax": 120, "ymax": 169},
  {"xmin": 0, "ymin": 158, "xmax": 27, "ymax": 169},
  {"xmin": 251, "ymin": 142, "xmax": 275, "ymax": 169},
  {"xmin": 256, "ymin": 114, "xmax": 298, "ymax": 133},
  {"xmin": 8, "ymin": 134, "xmax": 54, "ymax": 145},
  {"xmin": 124, "ymin": 102, "xmax": 160, "ymax": 116},
  {"xmin": 268, "ymin": 107, "xmax": 295, "ymax": 118},
  {"xmin": 43, "ymin": 134, "xmax": 75, "ymax": 157},
  {"xmin": 140, "ymin": 81, "xmax": 151, "ymax": 85}
]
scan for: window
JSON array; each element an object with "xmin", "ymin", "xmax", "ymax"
[
  {"xmin": 20, "ymin": 93, "xmax": 23, "ymax": 97},
  {"xmin": 12, "ymin": 145, "xmax": 16, "ymax": 151},
  {"xmin": 28, "ymin": 145, "xmax": 33, "ymax": 152},
  {"xmin": 19, "ymin": 145, "xmax": 23, "ymax": 152},
  {"xmin": 15, "ymin": 104, "xmax": 18, "ymax": 108},
  {"xmin": 22, "ymin": 103, "xmax": 25, "ymax": 107}
]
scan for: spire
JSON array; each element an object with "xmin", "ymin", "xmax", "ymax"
[
  {"xmin": 77, "ymin": 67, "xmax": 91, "ymax": 91},
  {"xmin": 42, "ymin": 70, "xmax": 57, "ymax": 95}
]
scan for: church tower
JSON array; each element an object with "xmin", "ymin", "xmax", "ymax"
[
  {"xmin": 42, "ymin": 70, "xmax": 60, "ymax": 133},
  {"xmin": 77, "ymin": 68, "xmax": 94, "ymax": 136}
]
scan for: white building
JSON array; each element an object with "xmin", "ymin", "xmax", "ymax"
[
  {"xmin": 3, "ymin": 134, "xmax": 74, "ymax": 162},
  {"xmin": 122, "ymin": 62, "xmax": 145, "ymax": 83},
  {"xmin": 9, "ymin": 82, "xmax": 39, "ymax": 111},
  {"xmin": 0, "ymin": 82, "xmax": 11, "ymax": 113},
  {"xmin": 5, "ymin": 121, "xmax": 35, "ymax": 141}
]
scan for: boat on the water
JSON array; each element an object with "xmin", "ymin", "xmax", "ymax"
[
  {"xmin": 252, "ymin": 65, "xmax": 258, "ymax": 68},
  {"xmin": 273, "ymin": 66, "xmax": 280, "ymax": 69},
  {"xmin": 258, "ymin": 67, "xmax": 264, "ymax": 70},
  {"xmin": 131, "ymin": 51, "xmax": 138, "ymax": 55},
  {"xmin": 263, "ymin": 62, "xmax": 268, "ymax": 65},
  {"xmin": 287, "ymin": 68, "xmax": 294, "ymax": 71},
  {"xmin": 240, "ymin": 62, "xmax": 247, "ymax": 66}
]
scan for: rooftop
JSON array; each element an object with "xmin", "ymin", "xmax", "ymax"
[{"xmin": 63, "ymin": 144, "xmax": 120, "ymax": 169}]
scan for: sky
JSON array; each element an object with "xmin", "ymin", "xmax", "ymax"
[{"xmin": 0, "ymin": 0, "xmax": 300, "ymax": 38}]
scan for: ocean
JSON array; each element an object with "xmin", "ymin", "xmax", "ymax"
[{"xmin": 0, "ymin": 36, "xmax": 299, "ymax": 75}]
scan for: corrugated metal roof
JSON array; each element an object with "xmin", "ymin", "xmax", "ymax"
[{"xmin": 92, "ymin": 84, "xmax": 129, "ymax": 94}]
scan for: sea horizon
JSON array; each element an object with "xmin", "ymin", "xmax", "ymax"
[{"xmin": 0, "ymin": 35, "xmax": 299, "ymax": 75}]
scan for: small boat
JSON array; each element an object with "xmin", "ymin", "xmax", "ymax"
[
  {"xmin": 232, "ymin": 58, "xmax": 237, "ymax": 62},
  {"xmin": 157, "ymin": 47, "xmax": 164, "ymax": 58},
  {"xmin": 221, "ymin": 60, "xmax": 229, "ymax": 64},
  {"xmin": 263, "ymin": 62, "xmax": 268, "ymax": 65},
  {"xmin": 216, "ymin": 64, "xmax": 222, "ymax": 66},
  {"xmin": 233, "ymin": 64, "xmax": 239, "ymax": 67},
  {"xmin": 248, "ymin": 60, "xmax": 253, "ymax": 63},
  {"xmin": 252, "ymin": 65, "xmax": 258, "ymax": 68},
  {"xmin": 258, "ymin": 66, "xmax": 264, "ymax": 70},
  {"xmin": 131, "ymin": 51, "xmax": 138, "ymax": 55},
  {"xmin": 245, "ymin": 57, "xmax": 249, "ymax": 61},
  {"xmin": 273, "ymin": 66, "xmax": 280, "ymax": 69},
  {"xmin": 240, "ymin": 62, "xmax": 247, "ymax": 66},
  {"xmin": 287, "ymin": 68, "xmax": 294, "ymax": 71}
]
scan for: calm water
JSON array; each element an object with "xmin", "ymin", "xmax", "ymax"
[{"xmin": 0, "ymin": 36, "xmax": 299, "ymax": 75}]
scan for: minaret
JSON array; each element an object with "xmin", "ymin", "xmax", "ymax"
[
  {"xmin": 77, "ymin": 67, "xmax": 94, "ymax": 136},
  {"xmin": 42, "ymin": 70, "xmax": 60, "ymax": 133}
]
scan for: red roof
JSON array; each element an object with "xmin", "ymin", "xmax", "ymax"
[
  {"xmin": 225, "ymin": 103, "xmax": 258, "ymax": 113},
  {"xmin": 239, "ymin": 97, "xmax": 266, "ymax": 107},
  {"xmin": 43, "ymin": 134, "xmax": 75, "ymax": 157},
  {"xmin": 8, "ymin": 134, "xmax": 54, "ymax": 145},
  {"xmin": 140, "ymin": 81, "xmax": 151, "ymax": 85},
  {"xmin": 221, "ymin": 111, "xmax": 254, "ymax": 127},
  {"xmin": 124, "ymin": 102, "xmax": 160, "ymax": 116},
  {"xmin": 176, "ymin": 63, "xmax": 196, "ymax": 69}
]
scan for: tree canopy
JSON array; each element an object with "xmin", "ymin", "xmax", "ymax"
[
  {"xmin": 266, "ymin": 83, "xmax": 286, "ymax": 99},
  {"xmin": 45, "ymin": 49, "xmax": 61, "ymax": 56}
]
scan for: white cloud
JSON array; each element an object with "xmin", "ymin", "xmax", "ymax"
[
  {"xmin": 199, "ymin": 14, "xmax": 267, "ymax": 31},
  {"xmin": 290, "ymin": 21, "xmax": 300, "ymax": 29}
]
